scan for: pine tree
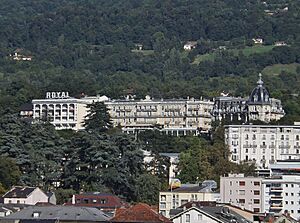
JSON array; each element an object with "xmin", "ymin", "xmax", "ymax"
[{"xmin": 84, "ymin": 102, "xmax": 113, "ymax": 133}]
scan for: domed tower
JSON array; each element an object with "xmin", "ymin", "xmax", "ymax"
[{"xmin": 247, "ymin": 73, "xmax": 273, "ymax": 122}]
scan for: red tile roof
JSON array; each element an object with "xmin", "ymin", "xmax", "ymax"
[{"xmin": 111, "ymin": 203, "xmax": 172, "ymax": 223}]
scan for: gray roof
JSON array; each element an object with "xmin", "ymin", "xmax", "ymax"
[{"xmin": 4, "ymin": 206, "xmax": 109, "ymax": 222}]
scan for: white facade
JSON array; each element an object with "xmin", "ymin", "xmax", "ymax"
[
  {"xmin": 105, "ymin": 95, "xmax": 213, "ymax": 135},
  {"xmin": 220, "ymin": 174, "xmax": 264, "ymax": 213},
  {"xmin": 220, "ymin": 174, "xmax": 300, "ymax": 220},
  {"xmin": 32, "ymin": 94, "xmax": 109, "ymax": 130},
  {"xmin": 159, "ymin": 190, "xmax": 220, "ymax": 218},
  {"xmin": 32, "ymin": 94, "xmax": 214, "ymax": 134},
  {"xmin": 171, "ymin": 207, "xmax": 221, "ymax": 223},
  {"xmin": 225, "ymin": 123, "xmax": 300, "ymax": 168},
  {"xmin": 262, "ymin": 175, "xmax": 300, "ymax": 220}
]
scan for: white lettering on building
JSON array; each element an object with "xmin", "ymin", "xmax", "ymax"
[{"xmin": 46, "ymin": 92, "xmax": 69, "ymax": 99}]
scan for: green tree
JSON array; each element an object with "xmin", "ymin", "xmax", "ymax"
[
  {"xmin": 135, "ymin": 173, "xmax": 161, "ymax": 204},
  {"xmin": 0, "ymin": 156, "xmax": 21, "ymax": 189},
  {"xmin": 84, "ymin": 102, "xmax": 113, "ymax": 133}
]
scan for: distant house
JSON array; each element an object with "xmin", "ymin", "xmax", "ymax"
[
  {"xmin": 19, "ymin": 103, "xmax": 33, "ymax": 118},
  {"xmin": 70, "ymin": 192, "xmax": 127, "ymax": 216},
  {"xmin": 252, "ymin": 38, "xmax": 263, "ymax": 44},
  {"xmin": 2, "ymin": 187, "xmax": 54, "ymax": 205},
  {"xmin": 275, "ymin": 41, "xmax": 287, "ymax": 46},
  {"xmin": 111, "ymin": 203, "xmax": 172, "ymax": 223},
  {"xmin": 9, "ymin": 49, "xmax": 32, "ymax": 61},
  {"xmin": 170, "ymin": 202, "xmax": 252, "ymax": 223},
  {"xmin": 183, "ymin": 41, "xmax": 197, "ymax": 51},
  {"xmin": 134, "ymin": 44, "xmax": 143, "ymax": 51},
  {"xmin": 1, "ymin": 206, "xmax": 109, "ymax": 223}
]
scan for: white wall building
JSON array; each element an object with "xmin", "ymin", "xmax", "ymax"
[
  {"xmin": 105, "ymin": 95, "xmax": 213, "ymax": 135},
  {"xmin": 32, "ymin": 93, "xmax": 108, "ymax": 130},
  {"xmin": 225, "ymin": 123, "xmax": 300, "ymax": 168},
  {"xmin": 171, "ymin": 207, "xmax": 221, "ymax": 223},
  {"xmin": 32, "ymin": 93, "xmax": 214, "ymax": 134},
  {"xmin": 220, "ymin": 174, "xmax": 264, "ymax": 213},
  {"xmin": 262, "ymin": 175, "xmax": 300, "ymax": 220},
  {"xmin": 159, "ymin": 184, "xmax": 220, "ymax": 218},
  {"xmin": 220, "ymin": 174, "xmax": 300, "ymax": 220}
]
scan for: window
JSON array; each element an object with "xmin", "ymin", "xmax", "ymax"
[
  {"xmin": 100, "ymin": 199, "xmax": 106, "ymax": 204},
  {"xmin": 291, "ymin": 193, "xmax": 294, "ymax": 196},
  {"xmin": 83, "ymin": 199, "xmax": 89, "ymax": 204},
  {"xmin": 291, "ymin": 201, "xmax": 294, "ymax": 205},
  {"xmin": 181, "ymin": 200, "xmax": 188, "ymax": 205},
  {"xmin": 198, "ymin": 214, "xmax": 203, "ymax": 220},
  {"xmin": 254, "ymin": 190, "xmax": 260, "ymax": 195},
  {"xmin": 254, "ymin": 199, "xmax": 260, "ymax": 204},
  {"xmin": 253, "ymin": 208, "xmax": 260, "ymax": 213},
  {"xmin": 92, "ymin": 199, "xmax": 97, "ymax": 203},
  {"xmin": 239, "ymin": 190, "xmax": 245, "ymax": 195},
  {"xmin": 254, "ymin": 181, "xmax": 260, "ymax": 186},
  {"xmin": 160, "ymin": 202, "xmax": 166, "ymax": 209},
  {"xmin": 186, "ymin": 214, "xmax": 190, "ymax": 223},
  {"xmin": 239, "ymin": 181, "xmax": 245, "ymax": 186},
  {"xmin": 292, "ymin": 184, "xmax": 294, "ymax": 188},
  {"xmin": 33, "ymin": 212, "xmax": 40, "ymax": 218},
  {"xmin": 239, "ymin": 199, "xmax": 245, "ymax": 204},
  {"xmin": 286, "ymin": 201, "xmax": 288, "ymax": 204},
  {"xmin": 161, "ymin": 195, "xmax": 166, "ymax": 201}
]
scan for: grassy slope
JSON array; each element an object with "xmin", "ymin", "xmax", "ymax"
[
  {"xmin": 192, "ymin": 45, "xmax": 275, "ymax": 64},
  {"xmin": 262, "ymin": 63, "xmax": 300, "ymax": 76}
]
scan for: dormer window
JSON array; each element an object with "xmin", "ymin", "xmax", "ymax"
[{"xmin": 33, "ymin": 212, "xmax": 41, "ymax": 218}]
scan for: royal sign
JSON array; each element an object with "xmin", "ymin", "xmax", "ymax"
[{"xmin": 46, "ymin": 92, "xmax": 70, "ymax": 99}]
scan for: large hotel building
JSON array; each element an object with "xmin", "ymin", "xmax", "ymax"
[
  {"xmin": 31, "ymin": 93, "xmax": 213, "ymax": 135},
  {"xmin": 28, "ymin": 74, "xmax": 285, "ymax": 137}
]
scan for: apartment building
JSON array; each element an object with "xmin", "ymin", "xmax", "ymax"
[
  {"xmin": 262, "ymin": 175, "xmax": 300, "ymax": 220},
  {"xmin": 159, "ymin": 184, "xmax": 220, "ymax": 218},
  {"xmin": 225, "ymin": 123, "xmax": 300, "ymax": 168},
  {"xmin": 32, "ymin": 93, "xmax": 213, "ymax": 134},
  {"xmin": 220, "ymin": 174, "xmax": 263, "ymax": 213},
  {"xmin": 221, "ymin": 174, "xmax": 300, "ymax": 220}
]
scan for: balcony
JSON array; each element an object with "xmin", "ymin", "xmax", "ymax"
[
  {"xmin": 270, "ymin": 204, "xmax": 283, "ymax": 209},
  {"xmin": 270, "ymin": 187, "xmax": 283, "ymax": 192},
  {"xmin": 279, "ymin": 145, "xmax": 290, "ymax": 149},
  {"xmin": 270, "ymin": 196, "xmax": 283, "ymax": 201},
  {"xmin": 260, "ymin": 145, "xmax": 267, "ymax": 149}
]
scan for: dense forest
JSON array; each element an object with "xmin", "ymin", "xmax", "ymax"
[{"xmin": 0, "ymin": 0, "xmax": 299, "ymax": 203}]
